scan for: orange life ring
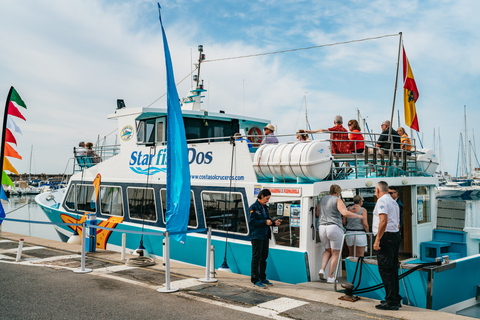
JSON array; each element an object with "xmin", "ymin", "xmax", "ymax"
[{"xmin": 248, "ymin": 127, "xmax": 263, "ymax": 147}]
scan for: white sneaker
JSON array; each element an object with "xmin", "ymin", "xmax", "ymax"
[
  {"xmin": 327, "ymin": 277, "xmax": 336, "ymax": 283},
  {"xmin": 318, "ymin": 269, "xmax": 326, "ymax": 280}
]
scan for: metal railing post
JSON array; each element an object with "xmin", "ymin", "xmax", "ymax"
[
  {"xmin": 74, "ymin": 223, "xmax": 93, "ymax": 274},
  {"xmin": 199, "ymin": 227, "xmax": 217, "ymax": 283},
  {"xmin": 158, "ymin": 231, "xmax": 179, "ymax": 293}
]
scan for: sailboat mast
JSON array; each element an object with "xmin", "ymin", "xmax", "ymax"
[
  {"xmin": 388, "ymin": 32, "xmax": 403, "ymax": 148},
  {"xmin": 28, "ymin": 145, "xmax": 33, "ymax": 181}
]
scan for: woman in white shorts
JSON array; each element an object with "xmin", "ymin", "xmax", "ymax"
[
  {"xmin": 343, "ymin": 195, "xmax": 369, "ymax": 257},
  {"xmin": 317, "ymin": 185, "xmax": 365, "ymax": 283}
]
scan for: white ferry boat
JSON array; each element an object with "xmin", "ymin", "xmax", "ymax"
[{"xmin": 36, "ymin": 46, "xmax": 480, "ymax": 316}]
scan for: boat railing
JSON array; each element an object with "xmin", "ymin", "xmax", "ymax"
[
  {"xmin": 237, "ymin": 130, "xmax": 429, "ymax": 179},
  {"xmin": 73, "ymin": 144, "xmax": 120, "ymax": 172},
  {"xmin": 333, "ymin": 231, "xmax": 376, "ymax": 292}
]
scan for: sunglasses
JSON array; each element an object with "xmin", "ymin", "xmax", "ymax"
[{"xmin": 389, "ymin": 191, "xmax": 397, "ymax": 194}]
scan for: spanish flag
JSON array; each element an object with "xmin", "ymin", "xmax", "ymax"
[{"xmin": 402, "ymin": 47, "xmax": 419, "ymax": 131}]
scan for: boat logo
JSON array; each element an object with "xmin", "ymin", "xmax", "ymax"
[{"xmin": 121, "ymin": 125, "xmax": 134, "ymax": 141}]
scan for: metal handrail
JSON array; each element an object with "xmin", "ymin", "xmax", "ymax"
[{"xmin": 333, "ymin": 231, "xmax": 375, "ymax": 292}]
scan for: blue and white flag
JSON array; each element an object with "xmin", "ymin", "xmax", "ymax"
[{"xmin": 158, "ymin": 3, "xmax": 191, "ymax": 244}]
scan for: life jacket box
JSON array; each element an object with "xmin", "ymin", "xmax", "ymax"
[{"xmin": 253, "ymin": 141, "xmax": 333, "ymax": 182}]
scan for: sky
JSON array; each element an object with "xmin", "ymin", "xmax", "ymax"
[{"xmin": 0, "ymin": 0, "xmax": 479, "ymax": 176}]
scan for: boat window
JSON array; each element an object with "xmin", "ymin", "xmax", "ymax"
[
  {"xmin": 183, "ymin": 118, "xmax": 239, "ymax": 142},
  {"xmin": 100, "ymin": 186, "xmax": 123, "ymax": 217},
  {"xmin": 136, "ymin": 119, "xmax": 156, "ymax": 144},
  {"xmin": 156, "ymin": 118, "xmax": 165, "ymax": 143},
  {"xmin": 65, "ymin": 184, "xmax": 76, "ymax": 210},
  {"xmin": 127, "ymin": 187, "xmax": 156, "ymax": 221},
  {"xmin": 267, "ymin": 200, "xmax": 301, "ymax": 248},
  {"xmin": 76, "ymin": 184, "xmax": 96, "ymax": 212},
  {"xmin": 417, "ymin": 186, "xmax": 431, "ymax": 223},
  {"xmin": 201, "ymin": 192, "xmax": 247, "ymax": 234},
  {"xmin": 160, "ymin": 189, "xmax": 197, "ymax": 227}
]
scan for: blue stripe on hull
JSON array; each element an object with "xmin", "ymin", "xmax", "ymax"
[{"xmin": 39, "ymin": 205, "xmax": 309, "ymax": 284}]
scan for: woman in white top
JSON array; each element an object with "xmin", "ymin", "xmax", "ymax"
[{"xmin": 343, "ymin": 195, "xmax": 369, "ymax": 257}]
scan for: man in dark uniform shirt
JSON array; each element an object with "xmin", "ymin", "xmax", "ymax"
[{"xmin": 247, "ymin": 189, "xmax": 281, "ymax": 288}]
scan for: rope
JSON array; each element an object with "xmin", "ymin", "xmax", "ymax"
[
  {"xmin": 125, "ymin": 256, "xmax": 156, "ymax": 267},
  {"xmin": 204, "ymin": 34, "xmax": 400, "ymax": 63},
  {"xmin": 145, "ymin": 67, "xmax": 199, "ymax": 108}
]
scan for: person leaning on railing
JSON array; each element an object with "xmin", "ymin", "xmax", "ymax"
[
  {"xmin": 376, "ymin": 120, "xmax": 401, "ymax": 154},
  {"xmin": 306, "ymin": 115, "xmax": 351, "ymax": 154},
  {"xmin": 347, "ymin": 119, "xmax": 364, "ymax": 154}
]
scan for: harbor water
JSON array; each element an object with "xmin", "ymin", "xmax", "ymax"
[{"xmin": 1, "ymin": 195, "xmax": 63, "ymax": 242}]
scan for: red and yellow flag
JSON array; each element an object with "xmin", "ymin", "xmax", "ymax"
[{"xmin": 402, "ymin": 47, "xmax": 419, "ymax": 131}]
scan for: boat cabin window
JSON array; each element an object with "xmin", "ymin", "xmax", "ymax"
[
  {"xmin": 65, "ymin": 184, "xmax": 76, "ymax": 210},
  {"xmin": 100, "ymin": 186, "xmax": 123, "ymax": 217},
  {"xmin": 76, "ymin": 184, "xmax": 96, "ymax": 212},
  {"xmin": 267, "ymin": 200, "xmax": 301, "ymax": 248},
  {"xmin": 160, "ymin": 189, "xmax": 198, "ymax": 227},
  {"xmin": 137, "ymin": 119, "xmax": 156, "ymax": 145},
  {"xmin": 417, "ymin": 186, "xmax": 431, "ymax": 223},
  {"xmin": 183, "ymin": 118, "xmax": 239, "ymax": 142},
  {"xmin": 127, "ymin": 187, "xmax": 157, "ymax": 221},
  {"xmin": 201, "ymin": 192, "xmax": 247, "ymax": 235}
]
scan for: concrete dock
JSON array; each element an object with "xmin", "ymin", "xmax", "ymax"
[{"xmin": 0, "ymin": 231, "xmax": 471, "ymax": 320}]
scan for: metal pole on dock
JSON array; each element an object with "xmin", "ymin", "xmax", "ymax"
[
  {"xmin": 73, "ymin": 223, "xmax": 92, "ymax": 274},
  {"xmin": 199, "ymin": 227, "xmax": 217, "ymax": 283},
  {"xmin": 157, "ymin": 231, "xmax": 178, "ymax": 293},
  {"xmin": 15, "ymin": 238, "xmax": 24, "ymax": 262}
]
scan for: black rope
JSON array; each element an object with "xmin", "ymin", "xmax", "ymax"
[
  {"xmin": 221, "ymin": 136, "xmax": 236, "ymax": 263},
  {"xmin": 139, "ymin": 145, "xmax": 155, "ymax": 246}
]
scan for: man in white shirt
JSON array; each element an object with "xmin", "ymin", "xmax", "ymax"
[
  {"xmin": 372, "ymin": 181, "xmax": 401, "ymax": 310},
  {"xmin": 76, "ymin": 141, "xmax": 86, "ymax": 156}
]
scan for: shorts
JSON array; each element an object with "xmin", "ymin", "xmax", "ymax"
[
  {"xmin": 319, "ymin": 224, "xmax": 344, "ymax": 250},
  {"xmin": 345, "ymin": 231, "xmax": 367, "ymax": 247}
]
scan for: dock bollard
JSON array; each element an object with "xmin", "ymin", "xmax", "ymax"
[
  {"xmin": 16, "ymin": 238, "xmax": 24, "ymax": 262},
  {"xmin": 158, "ymin": 231, "xmax": 179, "ymax": 293},
  {"xmin": 73, "ymin": 222, "xmax": 92, "ymax": 274},
  {"xmin": 199, "ymin": 228, "xmax": 217, "ymax": 283},
  {"xmin": 162, "ymin": 238, "xmax": 166, "ymax": 268}
]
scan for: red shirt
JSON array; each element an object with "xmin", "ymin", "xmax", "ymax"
[
  {"xmin": 328, "ymin": 125, "xmax": 352, "ymax": 154},
  {"xmin": 349, "ymin": 129, "xmax": 365, "ymax": 152}
]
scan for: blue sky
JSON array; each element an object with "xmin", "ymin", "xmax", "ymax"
[{"xmin": 0, "ymin": 0, "xmax": 479, "ymax": 176}]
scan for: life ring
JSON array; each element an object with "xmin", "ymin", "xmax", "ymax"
[{"xmin": 248, "ymin": 127, "xmax": 263, "ymax": 147}]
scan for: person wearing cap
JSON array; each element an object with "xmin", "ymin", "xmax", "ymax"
[{"xmin": 261, "ymin": 124, "xmax": 279, "ymax": 144}]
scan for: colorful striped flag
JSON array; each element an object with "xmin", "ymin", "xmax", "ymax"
[
  {"xmin": 402, "ymin": 47, "xmax": 419, "ymax": 132},
  {"xmin": 1, "ymin": 87, "xmax": 27, "ymax": 225}
]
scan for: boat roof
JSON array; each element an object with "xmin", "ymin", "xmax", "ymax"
[{"xmin": 108, "ymin": 107, "xmax": 269, "ymax": 124}]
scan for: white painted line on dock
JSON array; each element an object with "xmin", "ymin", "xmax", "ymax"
[
  {"xmin": 30, "ymin": 254, "xmax": 81, "ymax": 262},
  {"xmin": 0, "ymin": 240, "xmax": 13, "ymax": 243},
  {"xmin": 175, "ymin": 291, "xmax": 292, "ymax": 320},
  {"xmin": 257, "ymin": 297, "xmax": 309, "ymax": 313},
  {"xmin": 0, "ymin": 246, "xmax": 44, "ymax": 253},
  {"xmin": 93, "ymin": 265, "xmax": 138, "ymax": 273},
  {"xmin": 169, "ymin": 278, "xmax": 205, "ymax": 289},
  {"xmin": 96, "ymin": 272, "xmax": 158, "ymax": 290}
]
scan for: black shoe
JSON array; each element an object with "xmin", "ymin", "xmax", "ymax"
[
  {"xmin": 380, "ymin": 300, "xmax": 402, "ymax": 307},
  {"xmin": 375, "ymin": 303, "xmax": 399, "ymax": 310}
]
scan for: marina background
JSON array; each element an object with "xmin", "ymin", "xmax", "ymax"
[{"xmin": 0, "ymin": 0, "xmax": 479, "ymax": 177}]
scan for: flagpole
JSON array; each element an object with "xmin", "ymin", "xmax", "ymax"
[
  {"xmin": 0, "ymin": 87, "xmax": 14, "ymax": 185},
  {"xmin": 388, "ymin": 32, "xmax": 402, "ymax": 148}
]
